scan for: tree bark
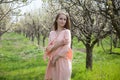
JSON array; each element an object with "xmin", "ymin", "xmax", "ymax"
[
  {"xmin": 86, "ymin": 44, "xmax": 93, "ymax": 70},
  {"xmin": 31, "ymin": 33, "xmax": 34, "ymax": 41},
  {"xmin": 43, "ymin": 36, "xmax": 46, "ymax": 47},
  {"xmin": 37, "ymin": 33, "xmax": 40, "ymax": 45},
  {"xmin": 108, "ymin": 0, "xmax": 120, "ymax": 39}
]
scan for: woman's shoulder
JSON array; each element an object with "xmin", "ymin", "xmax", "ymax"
[
  {"xmin": 50, "ymin": 30, "xmax": 56, "ymax": 35},
  {"xmin": 63, "ymin": 28, "xmax": 70, "ymax": 33},
  {"xmin": 50, "ymin": 30, "xmax": 55, "ymax": 33}
]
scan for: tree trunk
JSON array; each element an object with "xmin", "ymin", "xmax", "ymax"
[
  {"xmin": 117, "ymin": 39, "xmax": 120, "ymax": 48},
  {"xmin": 43, "ymin": 36, "xmax": 46, "ymax": 47},
  {"xmin": 113, "ymin": 35, "xmax": 118, "ymax": 48},
  {"xmin": 97, "ymin": 40, "xmax": 100, "ymax": 47},
  {"xmin": 86, "ymin": 45, "xmax": 93, "ymax": 70},
  {"xmin": 110, "ymin": 33, "xmax": 113, "ymax": 54},
  {"xmin": 111, "ymin": 18, "xmax": 120, "ymax": 39},
  {"xmin": 31, "ymin": 33, "xmax": 34, "ymax": 42},
  {"xmin": 37, "ymin": 33, "xmax": 40, "ymax": 45},
  {"xmin": 71, "ymin": 35, "xmax": 73, "ymax": 48},
  {"xmin": 108, "ymin": 0, "xmax": 120, "ymax": 39}
]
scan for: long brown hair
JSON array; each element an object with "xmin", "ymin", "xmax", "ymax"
[{"xmin": 53, "ymin": 12, "xmax": 71, "ymax": 30}]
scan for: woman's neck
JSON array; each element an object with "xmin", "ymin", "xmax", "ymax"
[{"xmin": 57, "ymin": 26, "xmax": 64, "ymax": 31}]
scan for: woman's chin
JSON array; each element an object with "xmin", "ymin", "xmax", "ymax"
[{"xmin": 60, "ymin": 25, "xmax": 65, "ymax": 27}]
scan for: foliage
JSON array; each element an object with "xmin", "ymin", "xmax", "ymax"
[{"xmin": 0, "ymin": 32, "xmax": 120, "ymax": 80}]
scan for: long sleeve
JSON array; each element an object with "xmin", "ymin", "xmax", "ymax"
[
  {"xmin": 63, "ymin": 30, "xmax": 71, "ymax": 46},
  {"xmin": 44, "ymin": 31, "xmax": 53, "ymax": 60},
  {"xmin": 46, "ymin": 31, "xmax": 55, "ymax": 53},
  {"xmin": 57, "ymin": 30, "xmax": 71, "ymax": 57}
]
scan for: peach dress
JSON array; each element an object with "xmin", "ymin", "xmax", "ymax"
[{"xmin": 44, "ymin": 29, "xmax": 72, "ymax": 80}]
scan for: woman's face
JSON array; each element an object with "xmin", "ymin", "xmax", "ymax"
[{"xmin": 57, "ymin": 14, "xmax": 67, "ymax": 28}]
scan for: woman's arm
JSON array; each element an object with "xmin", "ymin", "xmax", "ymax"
[
  {"xmin": 52, "ymin": 30, "xmax": 71, "ymax": 65},
  {"xmin": 49, "ymin": 40, "xmax": 64, "ymax": 52},
  {"xmin": 58, "ymin": 30, "xmax": 71, "ymax": 56},
  {"xmin": 43, "ymin": 31, "xmax": 52, "ymax": 60},
  {"xmin": 50, "ymin": 30, "xmax": 71, "ymax": 52}
]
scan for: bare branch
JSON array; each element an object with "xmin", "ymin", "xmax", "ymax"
[{"xmin": 0, "ymin": 0, "xmax": 17, "ymax": 4}]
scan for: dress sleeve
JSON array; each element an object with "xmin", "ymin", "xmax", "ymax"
[
  {"xmin": 63, "ymin": 30, "xmax": 71, "ymax": 45},
  {"xmin": 43, "ymin": 31, "xmax": 53, "ymax": 59},
  {"xmin": 57, "ymin": 29, "xmax": 71, "ymax": 57}
]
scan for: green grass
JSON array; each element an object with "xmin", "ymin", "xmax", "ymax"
[
  {"xmin": 0, "ymin": 33, "xmax": 46, "ymax": 80},
  {"xmin": 72, "ymin": 40, "xmax": 120, "ymax": 80},
  {"xmin": 0, "ymin": 32, "xmax": 120, "ymax": 80}
]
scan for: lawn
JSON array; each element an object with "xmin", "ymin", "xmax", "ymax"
[{"xmin": 0, "ymin": 32, "xmax": 120, "ymax": 80}]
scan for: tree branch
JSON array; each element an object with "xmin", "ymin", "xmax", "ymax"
[
  {"xmin": 0, "ymin": 0, "xmax": 17, "ymax": 4},
  {"xmin": 0, "ymin": 4, "xmax": 29, "ymax": 22}
]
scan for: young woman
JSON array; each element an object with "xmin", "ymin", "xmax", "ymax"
[{"xmin": 44, "ymin": 11, "xmax": 72, "ymax": 80}]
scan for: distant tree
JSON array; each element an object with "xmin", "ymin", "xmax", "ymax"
[
  {"xmin": 17, "ymin": 9, "xmax": 52, "ymax": 47},
  {"xmin": 0, "ymin": 0, "xmax": 31, "ymax": 40}
]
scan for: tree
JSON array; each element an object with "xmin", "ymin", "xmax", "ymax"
[
  {"xmin": 96, "ymin": 0, "xmax": 120, "ymax": 47},
  {"xmin": 17, "ymin": 9, "xmax": 52, "ymax": 47},
  {"xmin": 49, "ymin": 0, "xmax": 112, "ymax": 70},
  {"xmin": 0, "ymin": 0, "xmax": 31, "ymax": 39}
]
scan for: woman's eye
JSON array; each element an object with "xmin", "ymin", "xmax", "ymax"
[
  {"xmin": 64, "ymin": 19, "xmax": 66, "ymax": 21},
  {"xmin": 60, "ymin": 18, "xmax": 63, "ymax": 20},
  {"xmin": 59, "ymin": 18, "xmax": 66, "ymax": 21}
]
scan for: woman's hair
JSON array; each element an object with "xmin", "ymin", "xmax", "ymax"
[{"xmin": 53, "ymin": 12, "xmax": 71, "ymax": 30}]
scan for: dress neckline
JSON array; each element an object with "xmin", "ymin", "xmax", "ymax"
[{"xmin": 55, "ymin": 28, "xmax": 66, "ymax": 37}]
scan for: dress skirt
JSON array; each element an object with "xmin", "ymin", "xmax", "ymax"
[{"xmin": 45, "ymin": 57, "xmax": 72, "ymax": 80}]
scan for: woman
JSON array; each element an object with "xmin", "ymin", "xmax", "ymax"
[{"xmin": 44, "ymin": 12, "xmax": 72, "ymax": 80}]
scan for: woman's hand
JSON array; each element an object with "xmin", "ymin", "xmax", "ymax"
[
  {"xmin": 46, "ymin": 44, "xmax": 54, "ymax": 53},
  {"xmin": 52, "ymin": 56, "xmax": 60, "ymax": 66}
]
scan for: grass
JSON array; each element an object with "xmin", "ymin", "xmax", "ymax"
[
  {"xmin": 0, "ymin": 33, "xmax": 46, "ymax": 80},
  {"xmin": 0, "ymin": 32, "xmax": 120, "ymax": 80},
  {"xmin": 72, "ymin": 38, "xmax": 120, "ymax": 80}
]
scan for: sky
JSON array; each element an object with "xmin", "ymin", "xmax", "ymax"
[
  {"xmin": 20, "ymin": 0, "xmax": 43, "ymax": 14},
  {"xmin": 11, "ymin": 0, "xmax": 43, "ymax": 22}
]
